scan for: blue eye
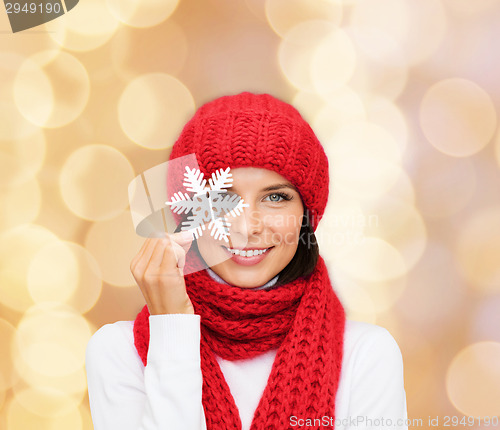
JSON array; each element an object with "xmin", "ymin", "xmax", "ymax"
[{"xmin": 266, "ymin": 192, "xmax": 292, "ymax": 202}]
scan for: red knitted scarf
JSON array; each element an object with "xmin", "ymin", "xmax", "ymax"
[{"xmin": 133, "ymin": 248, "xmax": 345, "ymax": 430}]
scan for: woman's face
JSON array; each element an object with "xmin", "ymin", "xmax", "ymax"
[{"xmin": 196, "ymin": 167, "xmax": 304, "ymax": 288}]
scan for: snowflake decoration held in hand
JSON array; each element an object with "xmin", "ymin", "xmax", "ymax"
[{"xmin": 165, "ymin": 166, "xmax": 249, "ymax": 242}]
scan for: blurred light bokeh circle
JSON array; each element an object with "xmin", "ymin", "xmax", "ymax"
[
  {"xmin": 265, "ymin": 0, "xmax": 343, "ymax": 38},
  {"xmin": 365, "ymin": 97, "xmax": 408, "ymax": 149},
  {"xmin": 495, "ymin": 129, "xmax": 500, "ymax": 168},
  {"xmin": 384, "ymin": 169, "xmax": 416, "ymax": 205},
  {"xmin": 349, "ymin": 0, "xmax": 408, "ymax": 61},
  {"xmin": 0, "ymin": 319, "xmax": 18, "ymax": 392},
  {"xmin": 334, "ymin": 237, "xmax": 407, "ymax": 282},
  {"xmin": 59, "ymin": 144, "xmax": 135, "ymax": 221},
  {"xmin": 395, "ymin": 242, "xmax": 466, "ymax": 334},
  {"xmin": 46, "ymin": 0, "xmax": 120, "ymax": 52},
  {"xmin": 361, "ymin": 196, "xmax": 427, "ymax": 272},
  {"xmin": 310, "ymin": 26, "xmax": 357, "ymax": 94},
  {"xmin": 292, "ymin": 91, "xmax": 331, "ymax": 123},
  {"xmin": 308, "ymin": 86, "xmax": 366, "ymax": 143},
  {"xmin": 420, "ymin": 78, "xmax": 497, "ymax": 157},
  {"xmin": 106, "ymin": 0, "xmax": 179, "ymax": 28},
  {"xmin": 111, "ymin": 22, "xmax": 188, "ymax": 82},
  {"xmin": 0, "ymin": 178, "xmax": 42, "ymax": 234},
  {"xmin": 12, "ymin": 56, "xmax": 53, "ymax": 128},
  {"xmin": 359, "ymin": 276, "xmax": 407, "ymax": 314},
  {"xmin": 470, "ymin": 294, "xmax": 500, "ymax": 344},
  {"xmin": 325, "ymin": 121, "xmax": 405, "ymax": 199},
  {"xmin": 413, "ymin": 154, "xmax": 477, "ymax": 219},
  {"xmin": 12, "ymin": 357, "xmax": 88, "ymax": 404},
  {"xmin": 13, "ymin": 50, "xmax": 90, "ymax": 129},
  {"xmin": 333, "ymin": 274, "xmax": 376, "ymax": 323},
  {"xmin": 84, "ymin": 210, "xmax": 145, "ymax": 287},
  {"xmin": 27, "ymin": 241, "xmax": 103, "ymax": 313},
  {"xmin": 0, "ymin": 15, "xmax": 58, "ymax": 58},
  {"xmin": 326, "ymin": 121, "xmax": 405, "ymax": 164},
  {"xmin": 0, "ymin": 124, "xmax": 45, "ymax": 187},
  {"xmin": 442, "ymin": 0, "xmax": 500, "ymax": 16},
  {"xmin": 12, "ymin": 386, "xmax": 82, "ymax": 419},
  {"xmin": 0, "ymin": 224, "xmax": 60, "ymax": 312},
  {"xmin": 349, "ymin": 0, "xmax": 447, "ymax": 66},
  {"xmin": 315, "ymin": 188, "xmax": 366, "ymax": 259},
  {"xmin": 27, "ymin": 241, "xmax": 79, "ymax": 306},
  {"xmin": 6, "ymin": 391, "xmax": 83, "ymax": 430},
  {"xmin": 278, "ymin": 20, "xmax": 356, "ymax": 93},
  {"xmin": 446, "ymin": 341, "xmax": 500, "ymax": 416},
  {"xmin": 347, "ymin": 53, "xmax": 409, "ymax": 101},
  {"xmin": 0, "ymin": 52, "xmax": 43, "ymax": 142},
  {"xmin": 118, "ymin": 73, "xmax": 195, "ymax": 149},
  {"xmin": 14, "ymin": 303, "xmax": 91, "ymax": 379},
  {"xmin": 455, "ymin": 206, "xmax": 500, "ymax": 293},
  {"xmin": 332, "ymin": 265, "xmax": 407, "ymax": 314}
]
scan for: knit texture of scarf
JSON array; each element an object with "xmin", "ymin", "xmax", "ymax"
[{"xmin": 133, "ymin": 247, "xmax": 346, "ymax": 430}]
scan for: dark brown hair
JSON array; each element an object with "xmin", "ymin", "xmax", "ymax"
[{"xmin": 273, "ymin": 208, "xmax": 319, "ymax": 285}]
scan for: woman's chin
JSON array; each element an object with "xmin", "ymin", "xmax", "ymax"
[
  {"xmin": 209, "ymin": 264, "xmax": 273, "ymax": 289},
  {"xmin": 224, "ymin": 276, "xmax": 265, "ymax": 289}
]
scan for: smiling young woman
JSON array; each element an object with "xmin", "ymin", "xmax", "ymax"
[
  {"xmin": 196, "ymin": 167, "xmax": 308, "ymax": 289},
  {"xmin": 85, "ymin": 92, "xmax": 408, "ymax": 430}
]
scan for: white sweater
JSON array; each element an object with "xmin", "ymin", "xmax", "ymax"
[
  {"xmin": 85, "ymin": 313, "xmax": 408, "ymax": 430},
  {"xmin": 86, "ymin": 268, "xmax": 407, "ymax": 430}
]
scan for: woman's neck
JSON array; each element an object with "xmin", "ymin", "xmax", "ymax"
[{"xmin": 205, "ymin": 267, "xmax": 279, "ymax": 290}]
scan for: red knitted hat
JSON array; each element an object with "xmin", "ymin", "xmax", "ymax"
[{"xmin": 168, "ymin": 91, "xmax": 329, "ymax": 231}]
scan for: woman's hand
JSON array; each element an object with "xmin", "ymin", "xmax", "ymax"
[{"xmin": 130, "ymin": 231, "xmax": 195, "ymax": 315}]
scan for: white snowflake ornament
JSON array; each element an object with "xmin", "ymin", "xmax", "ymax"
[{"xmin": 165, "ymin": 166, "xmax": 249, "ymax": 242}]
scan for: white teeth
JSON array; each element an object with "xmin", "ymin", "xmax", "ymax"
[{"xmin": 226, "ymin": 247, "xmax": 270, "ymax": 257}]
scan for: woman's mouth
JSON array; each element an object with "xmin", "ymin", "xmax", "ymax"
[{"xmin": 221, "ymin": 245, "xmax": 274, "ymax": 266}]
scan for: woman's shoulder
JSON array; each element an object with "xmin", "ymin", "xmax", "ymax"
[
  {"xmin": 342, "ymin": 319, "xmax": 404, "ymax": 372},
  {"xmin": 88, "ymin": 319, "xmax": 135, "ymax": 346},
  {"xmin": 344, "ymin": 319, "xmax": 398, "ymax": 343},
  {"xmin": 86, "ymin": 314, "xmax": 202, "ymax": 368},
  {"xmin": 85, "ymin": 319, "xmax": 140, "ymax": 368},
  {"xmin": 338, "ymin": 320, "xmax": 407, "ymax": 421}
]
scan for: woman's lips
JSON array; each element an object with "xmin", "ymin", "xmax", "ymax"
[{"xmin": 221, "ymin": 246, "xmax": 274, "ymax": 266}]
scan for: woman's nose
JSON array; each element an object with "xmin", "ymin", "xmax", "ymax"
[{"xmin": 227, "ymin": 202, "xmax": 263, "ymax": 239}]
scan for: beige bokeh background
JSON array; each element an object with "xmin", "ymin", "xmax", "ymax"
[{"xmin": 1, "ymin": 0, "xmax": 500, "ymax": 428}]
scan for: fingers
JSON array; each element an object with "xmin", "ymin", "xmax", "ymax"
[
  {"xmin": 147, "ymin": 238, "xmax": 171, "ymax": 272},
  {"xmin": 162, "ymin": 234, "xmax": 189, "ymax": 270},
  {"xmin": 130, "ymin": 231, "xmax": 196, "ymax": 315},
  {"xmin": 168, "ymin": 231, "xmax": 193, "ymax": 267},
  {"xmin": 142, "ymin": 233, "xmax": 190, "ymax": 273},
  {"xmin": 130, "ymin": 236, "xmax": 149, "ymax": 269},
  {"xmin": 137, "ymin": 238, "xmax": 161, "ymax": 272},
  {"xmin": 169, "ymin": 241, "xmax": 186, "ymax": 269},
  {"xmin": 131, "ymin": 230, "xmax": 195, "ymax": 277},
  {"xmin": 131, "ymin": 238, "xmax": 155, "ymax": 274}
]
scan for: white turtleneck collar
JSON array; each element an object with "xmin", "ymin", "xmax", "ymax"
[{"xmin": 205, "ymin": 267, "xmax": 279, "ymax": 290}]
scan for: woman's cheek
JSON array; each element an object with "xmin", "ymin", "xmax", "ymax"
[
  {"xmin": 264, "ymin": 210, "xmax": 300, "ymax": 230},
  {"xmin": 268, "ymin": 224, "xmax": 300, "ymax": 246},
  {"xmin": 284, "ymin": 231, "xmax": 300, "ymax": 245}
]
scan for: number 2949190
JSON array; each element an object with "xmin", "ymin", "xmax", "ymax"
[{"xmin": 5, "ymin": 2, "xmax": 62, "ymax": 14}]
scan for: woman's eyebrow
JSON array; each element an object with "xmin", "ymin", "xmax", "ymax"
[{"xmin": 227, "ymin": 183, "xmax": 298, "ymax": 192}]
